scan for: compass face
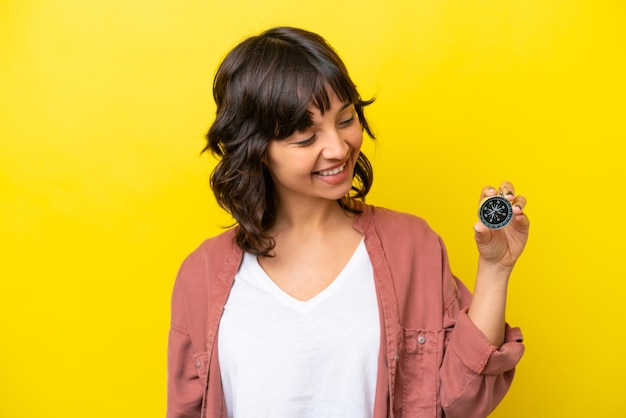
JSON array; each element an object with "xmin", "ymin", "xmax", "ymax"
[{"xmin": 479, "ymin": 196, "xmax": 513, "ymax": 229}]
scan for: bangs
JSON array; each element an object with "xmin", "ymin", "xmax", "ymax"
[{"xmin": 251, "ymin": 39, "xmax": 360, "ymax": 140}]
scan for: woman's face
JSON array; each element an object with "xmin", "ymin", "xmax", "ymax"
[{"xmin": 265, "ymin": 89, "xmax": 364, "ymax": 207}]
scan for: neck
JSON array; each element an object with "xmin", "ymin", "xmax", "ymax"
[{"xmin": 271, "ymin": 198, "xmax": 350, "ymax": 236}]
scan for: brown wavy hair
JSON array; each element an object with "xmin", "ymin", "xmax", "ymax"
[{"xmin": 204, "ymin": 27, "xmax": 375, "ymax": 256}]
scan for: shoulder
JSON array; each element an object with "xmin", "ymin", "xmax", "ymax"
[
  {"xmin": 370, "ymin": 205, "xmax": 431, "ymax": 229},
  {"xmin": 185, "ymin": 228, "xmax": 238, "ymax": 264},
  {"xmin": 175, "ymin": 228, "xmax": 241, "ymax": 289},
  {"xmin": 170, "ymin": 228, "xmax": 242, "ymax": 329},
  {"xmin": 365, "ymin": 205, "xmax": 441, "ymax": 246}
]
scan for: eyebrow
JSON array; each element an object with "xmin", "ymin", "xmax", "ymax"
[{"xmin": 339, "ymin": 102, "xmax": 353, "ymax": 111}]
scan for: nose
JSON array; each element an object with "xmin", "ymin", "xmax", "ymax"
[{"xmin": 321, "ymin": 128, "xmax": 349, "ymax": 160}]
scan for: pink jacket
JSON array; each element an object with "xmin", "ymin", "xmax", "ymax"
[{"xmin": 167, "ymin": 204, "xmax": 524, "ymax": 418}]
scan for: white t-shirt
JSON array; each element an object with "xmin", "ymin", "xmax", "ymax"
[{"xmin": 218, "ymin": 239, "xmax": 380, "ymax": 418}]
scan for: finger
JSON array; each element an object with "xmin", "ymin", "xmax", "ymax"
[
  {"xmin": 511, "ymin": 195, "xmax": 530, "ymax": 229},
  {"xmin": 473, "ymin": 221, "xmax": 493, "ymax": 245},
  {"xmin": 479, "ymin": 185, "xmax": 498, "ymax": 202},
  {"xmin": 513, "ymin": 209, "xmax": 531, "ymax": 229},
  {"xmin": 512, "ymin": 195, "xmax": 527, "ymax": 213},
  {"xmin": 498, "ymin": 181, "xmax": 516, "ymax": 199}
]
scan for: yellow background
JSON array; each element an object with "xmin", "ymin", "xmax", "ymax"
[{"xmin": 1, "ymin": 1, "xmax": 624, "ymax": 417}]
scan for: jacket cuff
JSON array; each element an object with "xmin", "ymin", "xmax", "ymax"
[{"xmin": 449, "ymin": 308, "xmax": 525, "ymax": 375}]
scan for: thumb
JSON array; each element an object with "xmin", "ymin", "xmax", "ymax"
[{"xmin": 473, "ymin": 221, "xmax": 493, "ymax": 247}]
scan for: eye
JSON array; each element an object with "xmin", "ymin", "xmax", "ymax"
[
  {"xmin": 338, "ymin": 111, "xmax": 356, "ymax": 128},
  {"xmin": 294, "ymin": 134, "xmax": 316, "ymax": 146},
  {"xmin": 339, "ymin": 117, "xmax": 354, "ymax": 127}
]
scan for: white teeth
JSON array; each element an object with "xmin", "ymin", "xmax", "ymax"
[{"xmin": 317, "ymin": 164, "xmax": 345, "ymax": 176}]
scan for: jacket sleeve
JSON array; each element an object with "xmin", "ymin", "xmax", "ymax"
[
  {"xmin": 166, "ymin": 258, "xmax": 204, "ymax": 418},
  {"xmin": 439, "ymin": 278, "xmax": 525, "ymax": 418}
]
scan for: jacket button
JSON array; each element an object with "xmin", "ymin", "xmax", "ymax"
[
  {"xmin": 393, "ymin": 354, "xmax": 399, "ymax": 362},
  {"xmin": 418, "ymin": 336, "xmax": 426, "ymax": 344},
  {"xmin": 194, "ymin": 360, "xmax": 201, "ymax": 369}
]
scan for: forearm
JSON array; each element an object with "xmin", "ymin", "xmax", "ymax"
[{"xmin": 467, "ymin": 260, "xmax": 512, "ymax": 346}]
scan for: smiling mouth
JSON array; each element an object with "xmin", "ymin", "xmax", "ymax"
[{"xmin": 316, "ymin": 163, "xmax": 346, "ymax": 177}]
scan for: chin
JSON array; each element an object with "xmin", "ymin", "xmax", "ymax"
[{"xmin": 332, "ymin": 184, "xmax": 354, "ymax": 201}]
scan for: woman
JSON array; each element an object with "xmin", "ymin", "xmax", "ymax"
[{"xmin": 167, "ymin": 26, "xmax": 529, "ymax": 418}]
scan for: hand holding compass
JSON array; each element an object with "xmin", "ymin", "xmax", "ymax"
[{"xmin": 474, "ymin": 182, "xmax": 530, "ymax": 268}]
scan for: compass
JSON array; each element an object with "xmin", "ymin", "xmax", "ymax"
[{"xmin": 478, "ymin": 194, "xmax": 513, "ymax": 229}]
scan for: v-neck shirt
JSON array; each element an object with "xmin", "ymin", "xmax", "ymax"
[{"xmin": 217, "ymin": 238, "xmax": 380, "ymax": 418}]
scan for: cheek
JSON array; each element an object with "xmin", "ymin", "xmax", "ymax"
[
  {"xmin": 266, "ymin": 149, "xmax": 309, "ymax": 179},
  {"xmin": 349, "ymin": 129, "xmax": 364, "ymax": 153}
]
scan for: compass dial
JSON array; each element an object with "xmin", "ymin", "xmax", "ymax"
[{"xmin": 478, "ymin": 195, "xmax": 513, "ymax": 229}]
